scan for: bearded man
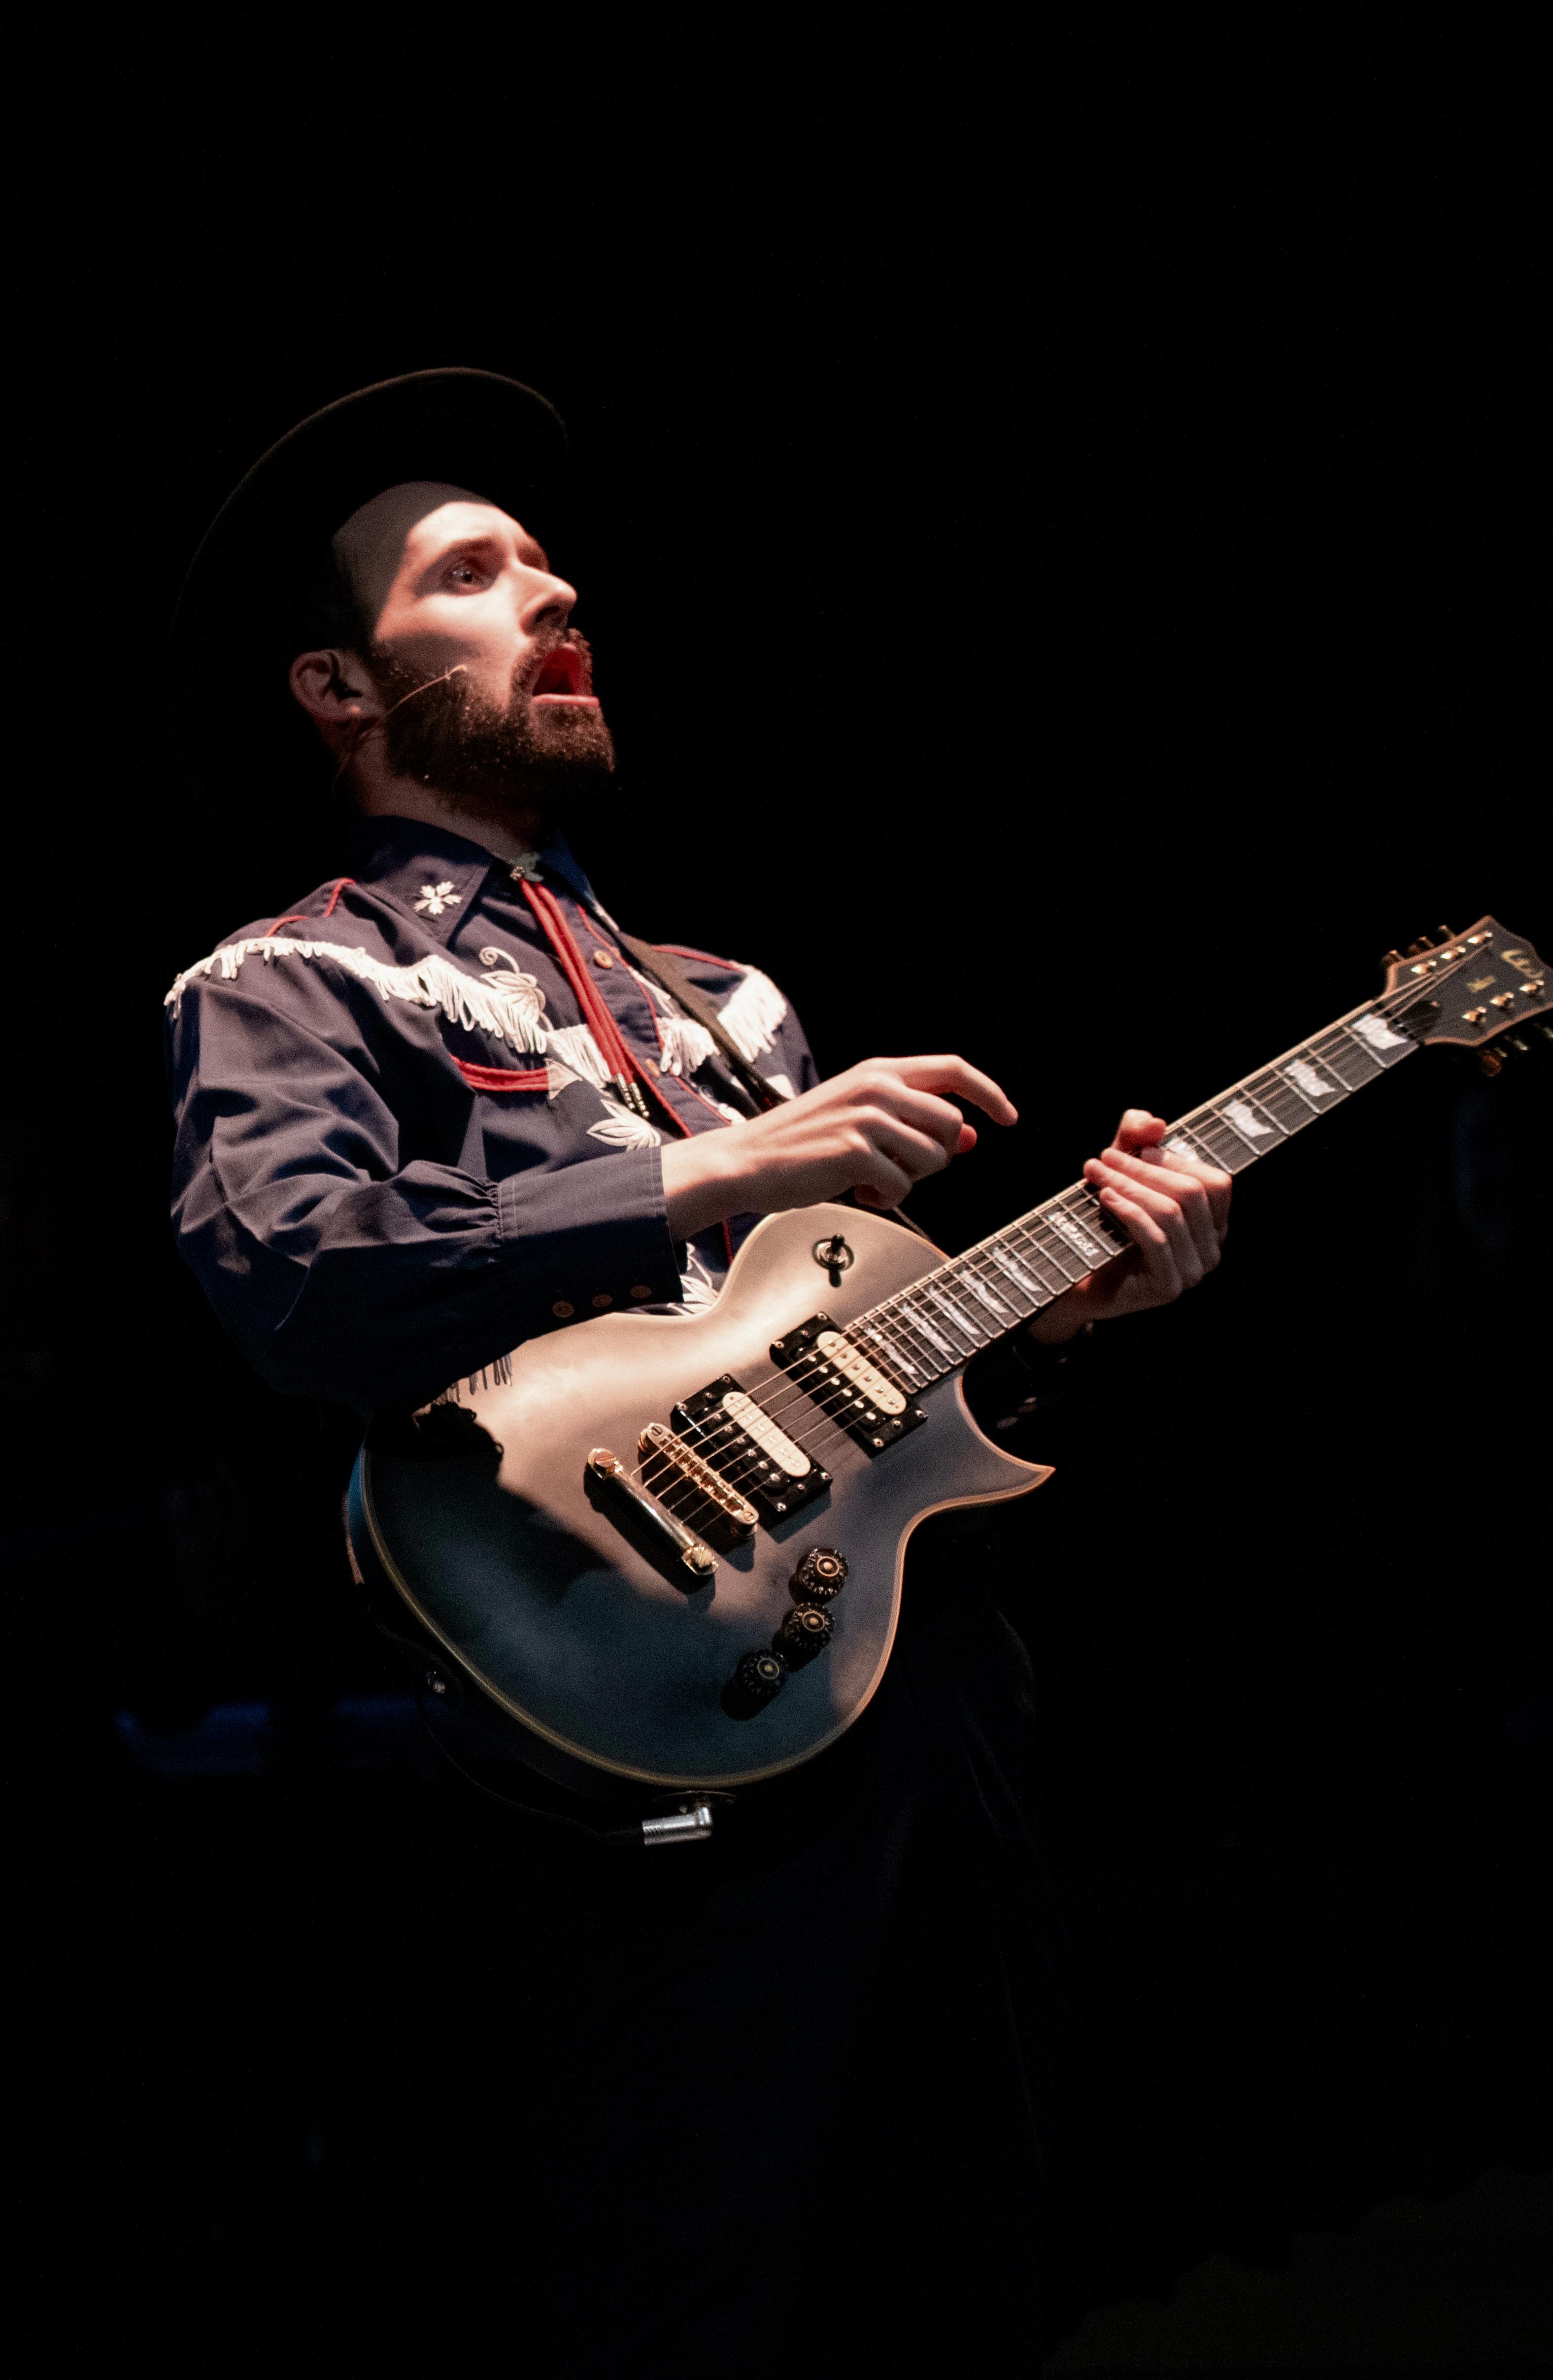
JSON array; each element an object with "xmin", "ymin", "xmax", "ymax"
[{"xmin": 165, "ymin": 370, "xmax": 1230, "ymax": 2378}]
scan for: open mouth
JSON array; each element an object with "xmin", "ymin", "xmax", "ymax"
[{"xmin": 530, "ymin": 643, "xmax": 598, "ymax": 705}]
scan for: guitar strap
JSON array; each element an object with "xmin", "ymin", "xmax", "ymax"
[{"xmin": 612, "ymin": 932, "xmax": 791, "ymax": 1113}]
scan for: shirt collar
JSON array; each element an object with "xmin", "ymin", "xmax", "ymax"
[
  {"xmin": 344, "ymin": 817, "xmax": 494, "ymax": 941},
  {"xmin": 344, "ymin": 815, "xmax": 611, "ymax": 942}
]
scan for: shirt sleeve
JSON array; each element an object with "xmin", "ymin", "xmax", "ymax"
[{"xmin": 166, "ymin": 966, "xmax": 685, "ymax": 1415}]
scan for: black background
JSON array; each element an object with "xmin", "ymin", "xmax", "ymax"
[{"xmin": 7, "ymin": 31, "xmax": 1548, "ymax": 2371}]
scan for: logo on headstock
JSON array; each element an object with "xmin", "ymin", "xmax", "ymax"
[
  {"xmin": 1501, "ymin": 949, "xmax": 1539, "ymax": 975},
  {"xmin": 1469, "ymin": 975, "xmax": 1496, "ymax": 991}
]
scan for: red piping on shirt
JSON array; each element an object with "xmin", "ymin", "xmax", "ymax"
[
  {"xmin": 453, "ymin": 1059, "xmax": 549, "ymax": 1094},
  {"xmin": 266, "ymin": 879, "xmax": 354, "ymax": 938}
]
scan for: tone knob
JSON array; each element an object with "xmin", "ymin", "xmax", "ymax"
[
  {"xmin": 728, "ymin": 1649, "xmax": 788, "ymax": 1710},
  {"xmin": 791, "ymin": 1548, "xmax": 848, "ymax": 1604},
  {"xmin": 775, "ymin": 1604, "xmax": 833, "ymax": 1666}
]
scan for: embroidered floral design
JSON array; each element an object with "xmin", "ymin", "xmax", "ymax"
[
  {"xmin": 623, "ymin": 1248, "xmax": 722, "ymax": 1319},
  {"xmin": 586, "ymin": 1101, "xmax": 662, "ymax": 1151},
  {"xmin": 414, "ymin": 881, "xmax": 461, "ymax": 917},
  {"xmin": 473, "ymin": 948, "xmax": 548, "ymax": 1038}
]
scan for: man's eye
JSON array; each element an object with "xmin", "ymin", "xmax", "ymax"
[{"xmin": 448, "ymin": 562, "xmax": 483, "ymax": 587}]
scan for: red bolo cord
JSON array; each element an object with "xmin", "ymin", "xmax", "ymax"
[{"xmin": 519, "ymin": 877, "xmax": 678, "ymax": 1129}]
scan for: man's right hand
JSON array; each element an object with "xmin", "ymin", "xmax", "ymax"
[{"xmin": 659, "ymin": 1057, "xmax": 1018, "ymax": 1239}]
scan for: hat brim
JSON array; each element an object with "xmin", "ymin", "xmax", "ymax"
[{"xmin": 167, "ymin": 367, "xmax": 567, "ymax": 813}]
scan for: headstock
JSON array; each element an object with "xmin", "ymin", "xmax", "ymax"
[{"xmin": 1379, "ymin": 917, "xmax": 1551, "ymax": 1073}]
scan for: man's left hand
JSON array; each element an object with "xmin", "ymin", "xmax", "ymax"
[{"xmin": 1028, "ymin": 1108, "xmax": 1232, "ymax": 1343}]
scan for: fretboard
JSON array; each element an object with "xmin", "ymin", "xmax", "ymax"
[{"xmin": 850, "ymin": 994, "xmax": 1420, "ymax": 1391}]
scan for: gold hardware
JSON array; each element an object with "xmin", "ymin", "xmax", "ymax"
[
  {"xmin": 1463, "ymin": 1008, "xmax": 1487, "ymax": 1025},
  {"xmin": 586, "ymin": 1447, "xmax": 717, "ymax": 1576},
  {"xmin": 638, "ymin": 1424, "xmax": 759, "ymax": 1531},
  {"xmin": 1489, "ymin": 993, "xmax": 1516, "ymax": 1009}
]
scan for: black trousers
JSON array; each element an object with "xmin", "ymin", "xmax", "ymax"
[{"xmin": 454, "ymin": 1563, "xmax": 1063, "ymax": 2379}]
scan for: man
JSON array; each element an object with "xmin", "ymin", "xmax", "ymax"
[{"xmin": 166, "ymin": 370, "xmax": 1229, "ymax": 2376}]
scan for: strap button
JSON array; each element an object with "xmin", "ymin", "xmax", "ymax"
[{"xmin": 592, "ymin": 949, "xmax": 614, "ymax": 969}]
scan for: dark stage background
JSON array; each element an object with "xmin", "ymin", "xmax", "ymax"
[{"xmin": 7, "ymin": 48, "xmax": 1549, "ymax": 2373}]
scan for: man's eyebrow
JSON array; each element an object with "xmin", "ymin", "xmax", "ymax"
[{"xmin": 420, "ymin": 528, "xmax": 550, "ymax": 574}]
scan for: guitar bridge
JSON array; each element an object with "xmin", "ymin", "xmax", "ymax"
[{"xmin": 638, "ymin": 1422, "xmax": 759, "ymax": 1540}]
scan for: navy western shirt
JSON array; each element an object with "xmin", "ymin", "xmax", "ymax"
[{"xmin": 164, "ymin": 819, "xmax": 819, "ymax": 1415}]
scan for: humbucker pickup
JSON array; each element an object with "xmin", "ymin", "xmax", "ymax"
[
  {"xmin": 768, "ymin": 1315, "xmax": 927, "ymax": 1454},
  {"xmin": 672, "ymin": 1375, "xmax": 832, "ymax": 1525}
]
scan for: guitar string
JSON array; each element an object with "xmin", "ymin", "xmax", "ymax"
[
  {"xmin": 678, "ymin": 993, "xmax": 1425, "ymax": 1477},
  {"xmin": 650, "ymin": 967, "xmax": 1463, "ymax": 1494},
  {"xmin": 626, "ymin": 956, "xmax": 1479, "ymax": 1502}
]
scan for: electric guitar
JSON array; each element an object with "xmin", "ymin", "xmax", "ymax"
[{"xmin": 345, "ymin": 919, "xmax": 1548, "ymax": 1796}]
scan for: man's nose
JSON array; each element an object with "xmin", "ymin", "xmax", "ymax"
[{"xmin": 520, "ymin": 570, "xmax": 579, "ymax": 638}]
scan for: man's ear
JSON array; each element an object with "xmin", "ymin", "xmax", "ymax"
[{"xmin": 289, "ymin": 648, "xmax": 379, "ymax": 740}]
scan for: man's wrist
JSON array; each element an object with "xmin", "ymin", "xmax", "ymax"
[{"xmin": 661, "ymin": 1134, "xmax": 746, "ymax": 1239}]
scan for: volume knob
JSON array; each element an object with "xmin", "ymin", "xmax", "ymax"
[
  {"xmin": 724, "ymin": 1649, "xmax": 789, "ymax": 1716},
  {"xmin": 791, "ymin": 1548, "xmax": 848, "ymax": 1604},
  {"xmin": 775, "ymin": 1604, "xmax": 834, "ymax": 1666}
]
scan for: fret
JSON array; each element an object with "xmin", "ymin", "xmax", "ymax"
[
  {"xmin": 1349, "ymin": 1008, "xmax": 1416, "ymax": 1064},
  {"xmin": 954, "ymin": 1260, "xmax": 1027, "ymax": 1327},
  {"xmin": 1240, "ymin": 1067, "xmax": 1314, "ymax": 1136},
  {"xmin": 1219, "ymin": 1090, "xmax": 1288, "ymax": 1144},
  {"xmin": 897, "ymin": 1296, "xmax": 964, "ymax": 1365},
  {"xmin": 854, "ymin": 1317, "xmax": 927, "ymax": 1386},
  {"xmin": 1164, "ymin": 1127, "xmax": 1221, "ymax": 1170},
  {"xmin": 848, "ymin": 982, "xmax": 1424, "ymax": 1390},
  {"xmin": 982, "ymin": 1240, "xmax": 1055, "ymax": 1308},
  {"xmin": 1178, "ymin": 1109, "xmax": 1259, "ymax": 1171},
  {"xmin": 1280, "ymin": 1051, "xmax": 1347, "ymax": 1107},
  {"xmin": 1321, "ymin": 1027, "xmax": 1387, "ymax": 1089},
  {"xmin": 922, "ymin": 1281, "xmax": 993, "ymax": 1349},
  {"xmin": 1060, "ymin": 1186, "xmax": 1132, "ymax": 1255},
  {"xmin": 870, "ymin": 1301, "xmax": 946, "ymax": 1378},
  {"xmin": 1026, "ymin": 1218, "xmax": 1090, "ymax": 1284},
  {"xmin": 1001, "ymin": 1225, "xmax": 1075, "ymax": 1299}
]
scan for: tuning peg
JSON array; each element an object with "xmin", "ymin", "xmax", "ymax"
[
  {"xmin": 1479, "ymin": 1049, "xmax": 1505, "ymax": 1078},
  {"xmin": 1435, "ymin": 923, "xmax": 1455, "ymax": 945},
  {"xmin": 1405, "ymin": 939, "xmax": 1431, "ymax": 957},
  {"xmin": 1380, "ymin": 947, "xmax": 1402, "ymax": 968}
]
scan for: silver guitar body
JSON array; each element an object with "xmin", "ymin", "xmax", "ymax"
[{"xmin": 348, "ymin": 1203, "xmax": 1049, "ymax": 1790}]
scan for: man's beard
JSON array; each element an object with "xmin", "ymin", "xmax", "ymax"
[{"xmin": 364, "ymin": 635, "xmax": 616, "ymax": 834}]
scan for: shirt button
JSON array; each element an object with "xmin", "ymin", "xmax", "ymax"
[
  {"xmin": 591, "ymin": 949, "xmax": 614, "ymax": 969},
  {"xmin": 630, "ymin": 1284, "xmax": 653, "ymax": 1301},
  {"xmin": 551, "ymin": 1300, "xmax": 574, "ymax": 1319},
  {"xmin": 591, "ymin": 1291, "xmax": 613, "ymax": 1309}
]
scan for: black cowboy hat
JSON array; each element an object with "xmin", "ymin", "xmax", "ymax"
[{"xmin": 167, "ymin": 367, "xmax": 567, "ymax": 819}]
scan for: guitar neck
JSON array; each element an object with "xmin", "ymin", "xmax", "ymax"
[{"xmin": 851, "ymin": 990, "xmax": 1422, "ymax": 1391}]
